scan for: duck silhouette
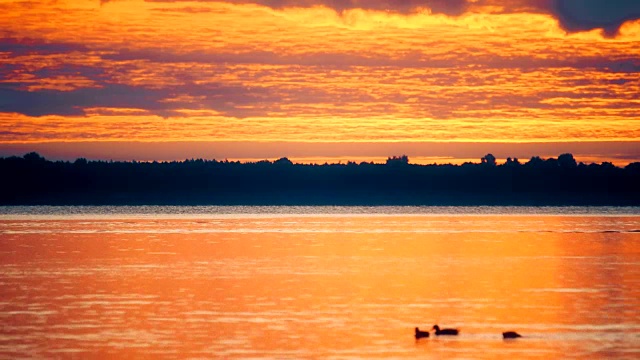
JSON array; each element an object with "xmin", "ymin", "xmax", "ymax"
[
  {"xmin": 502, "ymin": 331, "xmax": 522, "ymax": 339},
  {"xmin": 415, "ymin": 327, "xmax": 430, "ymax": 339},
  {"xmin": 432, "ymin": 325, "xmax": 459, "ymax": 335}
]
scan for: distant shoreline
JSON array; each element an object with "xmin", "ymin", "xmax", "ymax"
[{"xmin": 2, "ymin": 153, "xmax": 639, "ymax": 206}]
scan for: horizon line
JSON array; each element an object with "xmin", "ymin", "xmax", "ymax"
[
  {"xmin": 7, "ymin": 151, "xmax": 639, "ymax": 168},
  {"xmin": 2, "ymin": 140, "xmax": 639, "ymax": 166}
]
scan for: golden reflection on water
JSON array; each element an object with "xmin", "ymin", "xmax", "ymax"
[{"xmin": 0, "ymin": 215, "xmax": 639, "ymax": 359}]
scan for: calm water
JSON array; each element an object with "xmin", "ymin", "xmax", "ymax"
[{"xmin": 0, "ymin": 206, "xmax": 639, "ymax": 359}]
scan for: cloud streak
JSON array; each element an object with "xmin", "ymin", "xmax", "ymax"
[
  {"xmin": 145, "ymin": 0, "xmax": 640, "ymax": 34},
  {"xmin": 257, "ymin": 0, "xmax": 640, "ymax": 35},
  {"xmin": 0, "ymin": 0, "xmax": 639, "ymax": 150}
]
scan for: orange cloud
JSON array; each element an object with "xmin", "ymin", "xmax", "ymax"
[{"xmin": 0, "ymin": 0, "xmax": 638, "ymax": 155}]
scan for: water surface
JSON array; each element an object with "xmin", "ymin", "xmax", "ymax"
[{"xmin": 0, "ymin": 206, "xmax": 639, "ymax": 359}]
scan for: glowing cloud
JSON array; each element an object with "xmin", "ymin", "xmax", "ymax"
[{"xmin": 0, "ymin": 0, "xmax": 638, "ymax": 162}]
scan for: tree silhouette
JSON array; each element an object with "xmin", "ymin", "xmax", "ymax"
[
  {"xmin": 525, "ymin": 156, "xmax": 544, "ymax": 168},
  {"xmin": 386, "ymin": 155, "xmax": 409, "ymax": 166},
  {"xmin": 274, "ymin": 157, "xmax": 293, "ymax": 166},
  {"xmin": 558, "ymin": 153, "xmax": 577, "ymax": 169},
  {"xmin": 504, "ymin": 157, "xmax": 521, "ymax": 167},
  {"xmin": 23, "ymin": 152, "xmax": 45, "ymax": 163},
  {"xmin": 481, "ymin": 153, "xmax": 496, "ymax": 166},
  {"xmin": 1, "ymin": 152, "xmax": 638, "ymax": 205}
]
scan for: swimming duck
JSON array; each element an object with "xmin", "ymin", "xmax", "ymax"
[
  {"xmin": 415, "ymin": 327, "xmax": 430, "ymax": 339},
  {"xmin": 502, "ymin": 331, "xmax": 522, "ymax": 339},
  {"xmin": 432, "ymin": 325, "xmax": 459, "ymax": 335}
]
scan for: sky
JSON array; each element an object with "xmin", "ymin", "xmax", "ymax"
[{"xmin": 1, "ymin": 0, "xmax": 639, "ymax": 165}]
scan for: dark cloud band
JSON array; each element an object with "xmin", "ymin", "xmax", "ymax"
[
  {"xmin": 551, "ymin": 0, "xmax": 640, "ymax": 36},
  {"xmin": 143, "ymin": 0, "xmax": 640, "ymax": 35}
]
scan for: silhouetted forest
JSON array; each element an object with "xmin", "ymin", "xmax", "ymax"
[{"xmin": 1, "ymin": 152, "xmax": 639, "ymax": 205}]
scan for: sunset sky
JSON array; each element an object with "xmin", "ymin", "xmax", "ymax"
[{"xmin": 1, "ymin": 0, "xmax": 639, "ymax": 165}]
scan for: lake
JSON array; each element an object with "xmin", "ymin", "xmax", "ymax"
[{"xmin": 1, "ymin": 206, "xmax": 639, "ymax": 359}]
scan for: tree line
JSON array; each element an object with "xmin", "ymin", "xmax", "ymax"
[{"xmin": 1, "ymin": 152, "xmax": 639, "ymax": 205}]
